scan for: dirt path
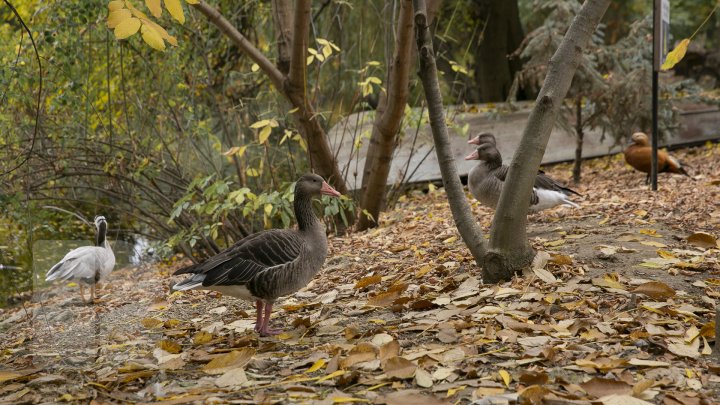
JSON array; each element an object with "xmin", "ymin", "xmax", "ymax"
[{"xmin": 1, "ymin": 146, "xmax": 719, "ymax": 404}]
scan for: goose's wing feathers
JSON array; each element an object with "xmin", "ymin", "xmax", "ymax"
[
  {"xmin": 176, "ymin": 229, "xmax": 305, "ymax": 287},
  {"xmin": 46, "ymin": 246, "xmax": 107, "ymax": 281},
  {"xmin": 486, "ymin": 165, "xmax": 540, "ymax": 205}
]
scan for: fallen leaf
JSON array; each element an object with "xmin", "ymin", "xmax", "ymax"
[
  {"xmin": 202, "ymin": 348, "xmax": 255, "ymax": 375},
  {"xmin": 214, "ymin": 367, "xmax": 248, "ymax": 388},
  {"xmin": 687, "ymin": 232, "xmax": 717, "ymax": 249},
  {"xmin": 355, "ymin": 274, "xmax": 382, "ymax": 289},
  {"xmin": 632, "ymin": 281, "xmax": 676, "ymax": 300},
  {"xmin": 415, "ymin": 368, "xmax": 433, "ymax": 388},
  {"xmin": 158, "ymin": 339, "xmax": 182, "ymax": 354},
  {"xmin": 382, "ymin": 356, "xmax": 416, "ymax": 379},
  {"xmin": 580, "ymin": 377, "xmax": 632, "ymax": 398}
]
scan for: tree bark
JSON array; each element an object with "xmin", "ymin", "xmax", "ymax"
[
  {"xmin": 413, "ymin": 0, "xmax": 487, "ymax": 266},
  {"xmin": 271, "ymin": 0, "xmax": 294, "ymax": 75},
  {"xmin": 572, "ymin": 96, "xmax": 583, "ymax": 184},
  {"xmin": 357, "ymin": 0, "xmax": 442, "ymax": 231},
  {"xmin": 357, "ymin": 0, "xmax": 415, "ymax": 230},
  {"xmin": 474, "ymin": 0, "xmax": 524, "ymax": 102},
  {"xmin": 486, "ymin": 0, "xmax": 610, "ymax": 282},
  {"xmin": 191, "ymin": 1, "xmax": 348, "ymax": 194}
]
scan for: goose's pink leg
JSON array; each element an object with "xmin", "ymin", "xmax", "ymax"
[
  {"xmin": 79, "ymin": 284, "xmax": 86, "ymax": 303},
  {"xmin": 258, "ymin": 302, "xmax": 281, "ymax": 336},
  {"xmin": 254, "ymin": 300, "xmax": 264, "ymax": 332}
]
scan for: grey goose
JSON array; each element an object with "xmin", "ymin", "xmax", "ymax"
[
  {"xmin": 173, "ymin": 174, "xmax": 341, "ymax": 336},
  {"xmin": 466, "ymin": 143, "xmax": 580, "ymax": 211},
  {"xmin": 46, "ymin": 215, "xmax": 116, "ymax": 303}
]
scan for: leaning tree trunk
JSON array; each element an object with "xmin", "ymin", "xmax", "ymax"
[
  {"xmin": 484, "ymin": 0, "xmax": 611, "ymax": 283},
  {"xmin": 192, "ymin": 1, "xmax": 348, "ymax": 195},
  {"xmin": 413, "ymin": 0, "xmax": 487, "ymax": 266}
]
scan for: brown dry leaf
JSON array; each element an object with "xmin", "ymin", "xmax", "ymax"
[
  {"xmin": 368, "ymin": 290, "xmax": 402, "ymax": 307},
  {"xmin": 382, "ymin": 356, "xmax": 416, "ymax": 379},
  {"xmin": 158, "ymin": 339, "xmax": 182, "ymax": 354},
  {"xmin": 214, "ymin": 368, "xmax": 248, "ymax": 388},
  {"xmin": 0, "ymin": 371, "xmax": 22, "ymax": 384},
  {"xmin": 355, "ymin": 274, "xmax": 382, "ymax": 289},
  {"xmin": 598, "ymin": 395, "xmax": 654, "ymax": 405},
  {"xmin": 340, "ymin": 342, "xmax": 378, "ymax": 368},
  {"xmin": 632, "ymin": 379, "xmax": 655, "ymax": 396},
  {"xmin": 579, "ymin": 377, "xmax": 633, "ymax": 398},
  {"xmin": 632, "ymin": 281, "xmax": 676, "ymax": 300},
  {"xmin": 202, "ymin": 348, "xmax": 256, "ymax": 375},
  {"xmin": 518, "ymin": 385, "xmax": 550, "ymax": 403},
  {"xmin": 379, "ymin": 340, "xmax": 400, "ymax": 361},
  {"xmin": 667, "ymin": 338, "xmax": 701, "ymax": 358},
  {"xmin": 687, "ymin": 232, "xmax": 717, "ymax": 249},
  {"xmin": 383, "ymin": 390, "xmax": 451, "ymax": 405}
]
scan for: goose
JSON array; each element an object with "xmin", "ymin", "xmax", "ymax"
[
  {"xmin": 46, "ymin": 215, "xmax": 115, "ymax": 303},
  {"xmin": 465, "ymin": 143, "xmax": 580, "ymax": 211},
  {"xmin": 468, "ymin": 133, "xmax": 497, "ymax": 146},
  {"xmin": 172, "ymin": 174, "xmax": 342, "ymax": 337},
  {"xmin": 624, "ymin": 132, "xmax": 691, "ymax": 183}
]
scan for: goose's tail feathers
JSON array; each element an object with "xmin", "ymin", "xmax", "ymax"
[{"xmin": 173, "ymin": 274, "xmax": 206, "ymax": 291}]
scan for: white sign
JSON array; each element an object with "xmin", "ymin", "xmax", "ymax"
[{"xmin": 654, "ymin": 0, "xmax": 670, "ymax": 69}]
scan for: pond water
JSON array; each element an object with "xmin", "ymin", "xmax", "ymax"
[{"xmin": 0, "ymin": 237, "xmax": 154, "ymax": 307}]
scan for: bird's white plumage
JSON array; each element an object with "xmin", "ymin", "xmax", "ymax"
[{"xmin": 531, "ymin": 189, "xmax": 580, "ymax": 211}]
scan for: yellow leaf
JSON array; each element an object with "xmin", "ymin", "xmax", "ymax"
[
  {"xmin": 447, "ymin": 385, "xmax": 467, "ymax": 397},
  {"xmin": 251, "ymin": 63, "xmax": 259, "ymax": 72},
  {"xmin": 108, "ymin": 0, "xmax": 125, "ymax": 11},
  {"xmin": 141, "ymin": 317, "xmax": 164, "ymax": 328},
  {"xmin": 158, "ymin": 339, "xmax": 182, "ymax": 354},
  {"xmin": 258, "ymin": 125, "xmax": 272, "ymax": 144},
  {"xmin": 223, "ymin": 146, "xmax": 240, "ymax": 156},
  {"xmin": 250, "ymin": 119, "xmax": 270, "ymax": 129},
  {"xmin": 107, "ymin": 9, "xmax": 132, "ymax": 28},
  {"xmin": 193, "ymin": 331, "xmax": 213, "ymax": 345},
  {"xmin": 114, "ymin": 17, "xmax": 141, "ymax": 39},
  {"xmin": 246, "ymin": 167, "xmax": 259, "ymax": 177},
  {"xmin": 145, "ymin": 0, "xmax": 161, "ymax": 17},
  {"xmin": 499, "ymin": 370, "xmax": 511, "ymax": 387},
  {"xmin": 164, "ymin": 0, "xmax": 185, "ymax": 24},
  {"xmin": 640, "ymin": 240, "xmax": 666, "ymax": 248},
  {"xmin": 141, "ymin": 24, "xmax": 166, "ymax": 51},
  {"xmin": 125, "ymin": 0, "xmax": 150, "ymax": 20},
  {"xmin": 186, "ymin": 0, "xmax": 199, "ymax": 3},
  {"xmin": 598, "ymin": 216, "xmax": 609, "ymax": 225},
  {"xmin": 66, "ymin": 282, "xmax": 77, "ymax": 287},
  {"xmin": 305, "ymin": 359, "xmax": 326, "ymax": 373},
  {"xmin": 639, "ymin": 229, "xmax": 661, "ymax": 237},
  {"xmin": 355, "ymin": 274, "xmax": 382, "ymax": 289},
  {"xmin": 332, "ymin": 398, "xmax": 370, "ymax": 404},
  {"xmin": 264, "ymin": 203, "xmax": 273, "ymax": 216},
  {"xmin": 317, "ymin": 370, "xmax": 345, "ymax": 382},
  {"xmin": 657, "ymin": 249, "xmax": 676, "ymax": 259},
  {"xmin": 661, "ymin": 38, "xmax": 690, "ymax": 71}
]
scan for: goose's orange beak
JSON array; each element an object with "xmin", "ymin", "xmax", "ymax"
[{"xmin": 321, "ymin": 181, "xmax": 342, "ymax": 197}]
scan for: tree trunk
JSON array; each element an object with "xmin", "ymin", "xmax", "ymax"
[
  {"xmin": 486, "ymin": 0, "xmax": 610, "ymax": 281},
  {"xmin": 413, "ymin": 0, "xmax": 487, "ymax": 266},
  {"xmin": 357, "ymin": 0, "xmax": 415, "ymax": 231},
  {"xmin": 192, "ymin": 1, "xmax": 348, "ymax": 195},
  {"xmin": 572, "ymin": 96, "xmax": 583, "ymax": 184},
  {"xmin": 357, "ymin": 0, "xmax": 442, "ymax": 231},
  {"xmin": 271, "ymin": 0, "xmax": 294, "ymax": 75},
  {"xmin": 473, "ymin": 0, "xmax": 524, "ymax": 102}
]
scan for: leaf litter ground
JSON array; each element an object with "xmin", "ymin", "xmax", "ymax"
[{"xmin": 1, "ymin": 144, "xmax": 720, "ymax": 404}]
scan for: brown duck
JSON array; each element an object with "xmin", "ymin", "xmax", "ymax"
[{"xmin": 623, "ymin": 132, "xmax": 690, "ymax": 183}]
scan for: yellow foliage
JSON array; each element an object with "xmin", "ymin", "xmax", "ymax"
[
  {"xmin": 165, "ymin": 0, "xmax": 185, "ymax": 24},
  {"xmin": 114, "ymin": 17, "xmax": 141, "ymax": 39},
  {"xmin": 141, "ymin": 24, "xmax": 166, "ymax": 51}
]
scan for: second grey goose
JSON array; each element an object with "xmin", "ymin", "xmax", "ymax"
[
  {"xmin": 466, "ymin": 143, "xmax": 580, "ymax": 211},
  {"xmin": 46, "ymin": 215, "xmax": 115, "ymax": 303},
  {"xmin": 173, "ymin": 174, "xmax": 342, "ymax": 336}
]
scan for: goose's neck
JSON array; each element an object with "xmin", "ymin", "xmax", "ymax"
[
  {"xmin": 96, "ymin": 222, "xmax": 109, "ymax": 248},
  {"xmin": 294, "ymin": 192, "xmax": 321, "ymax": 232}
]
